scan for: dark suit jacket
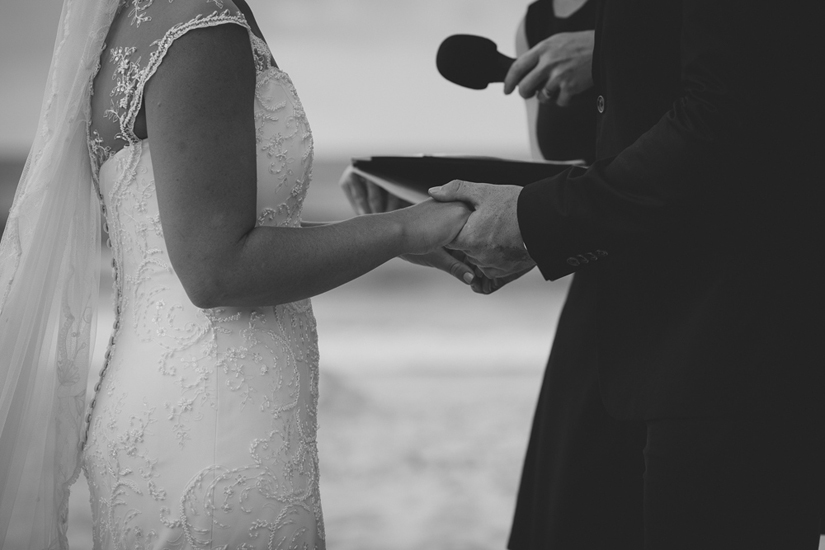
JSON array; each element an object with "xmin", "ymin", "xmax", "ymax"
[{"xmin": 517, "ymin": 0, "xmax": 823, "ymax": 420}]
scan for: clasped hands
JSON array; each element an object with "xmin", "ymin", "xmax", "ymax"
[
  {"xmin": 340, "ymin": 173, "xmax": 535, "ymax": 294},
  {"xmin": 429, "ymin": 180, "xmax": 535, "ymax": 286}
]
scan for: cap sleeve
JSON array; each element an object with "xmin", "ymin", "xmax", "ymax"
[{"xmin": 89, "ymin": 0, "xmax": 250, "ymax": 167}]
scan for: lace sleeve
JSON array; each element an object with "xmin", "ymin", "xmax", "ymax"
[{"xmin": 89, "ymin": 0, "xmax": 250, "ymax": 169}]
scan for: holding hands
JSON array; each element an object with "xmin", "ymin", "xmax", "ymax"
[
  {"xmin": 339, "ymin": 171, "xmax": 477, "ymax": 285},
  {"xmin": 339, "ymin": 172, "xmax": 536, "ymax": 293},
  {"xmin": 429, "ymin": 180, "xmax": 535, "ymax": 282},
  {"xmin": 395, "ymin": 198, "xmax": 472, "ymax": 256}
]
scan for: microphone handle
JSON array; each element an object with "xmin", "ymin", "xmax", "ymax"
[{"xmin": 492, "ymin": 51, "xmax": 516, "ymax": 83}]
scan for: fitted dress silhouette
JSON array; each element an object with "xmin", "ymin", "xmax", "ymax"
[{"xmin": 82, "ymin": 1, "xmax": 324, "ymax": 548}]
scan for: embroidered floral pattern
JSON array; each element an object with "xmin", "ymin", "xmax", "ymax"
[
  {"xmin": 106, "ymin": 46, "xmax": 141, "ymax": 126},
  {"xmin": 83, "ymin": 1, "xmax": 322, "ymax": 548},
  {"xmin": 89, "ymin": 3, "xmax": 249, "ymax": 166},
  {"xmin": 129, "ymin": 0, "xmax": 155, "ymax": 27}
]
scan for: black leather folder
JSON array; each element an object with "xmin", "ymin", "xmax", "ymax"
[{"xmin": 348, "ymin": 155, "xmax": 581, "ymax": 203}]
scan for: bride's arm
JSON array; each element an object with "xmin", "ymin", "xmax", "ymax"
[{"xmin": 145, "ymin": 24, "xmax": 470, "ymax": 309}]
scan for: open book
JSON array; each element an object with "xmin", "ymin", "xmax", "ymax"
[{"xmin": 345, "ymin": 155, "xmax": 584, "ymax": 203}]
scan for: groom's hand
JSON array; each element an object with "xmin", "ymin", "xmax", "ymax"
[{"xmin": 429, "ymin": 180, "xmax": 536, "ymax": 279}]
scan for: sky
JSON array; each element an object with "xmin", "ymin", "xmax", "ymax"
[{"xmin": 0, "ymin": 0, "xmax": 534, "ymax": 160}]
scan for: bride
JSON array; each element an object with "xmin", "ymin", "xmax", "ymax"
[{"xmin": 0, "ymin": 0, "xmax": 474, "ymax": 548}]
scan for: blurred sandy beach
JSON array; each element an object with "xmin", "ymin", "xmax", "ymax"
[{"xmin": 0, "ymin": 157, "xmax": 565, "ymax": 549}]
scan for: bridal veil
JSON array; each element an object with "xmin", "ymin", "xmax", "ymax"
[{"xmin": 0, "ymin": 0, "xmax": 119, "ymax": 547}]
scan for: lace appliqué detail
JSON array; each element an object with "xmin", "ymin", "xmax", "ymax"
[
  {"xmin": 253, "ymin": 68, "xmax": 314, "ymax": 228},
  {"xmin": 83, "ymin": 3, "xmax": 322, "ymax": 547},
  {"xmin": 129, "ymin": 0, "xmax": 155, "ymax": 28},
  {"xmin": 89, "ymin": 129, "xmax": 115, "ymax": 173},
  {"xmin": 83, "ymin": 402, "xmax": 164, "ymax": 547},
  {"xmin": 87, "ymin": 4, "xmax": 249, "ymax": 165},
  {"xmin": 106, "ymin": 46, "xmax": 141, "ymax": 139},
  {"xmin": 250, "ymin": 34, "xmax": 275, "ymax": 74}
]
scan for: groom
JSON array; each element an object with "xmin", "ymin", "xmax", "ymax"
[{"xmin": 428, "ymin": 1, "xmax": 824, "ymax": 548}]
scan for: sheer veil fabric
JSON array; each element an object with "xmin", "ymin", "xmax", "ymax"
[{"xmin": 0, "ymin": 0, "xmax": 119, "ymax": 547}]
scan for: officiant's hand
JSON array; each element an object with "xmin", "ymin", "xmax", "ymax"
[
  {"xmin": 339, "ymin": 171, "xmax": 410, "ymax": 215},
  {"xmin": 504, "ymin": 30, "xmax": 594, "ymax": 107},
  {"xmin": 339, "ymin": 170, "xmax": 477, "ymax": 285},
  {"xmin": 429, "ymin": 180, "xmax": 536, "ymax": 279}
]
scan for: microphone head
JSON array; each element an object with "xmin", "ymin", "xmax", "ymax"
[{"xmin": 436, "ymin": 34, "xmax": 513, "ymax": 90}]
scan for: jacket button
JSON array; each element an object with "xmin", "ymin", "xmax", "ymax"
[
  {"xmin": 576, "ymin": 254, "xmax": 589, "ymax": 264},
  {"xmin": 597, "ymin": 95, "xmax": 605, "ymax": 113},
  {"xmin": 586, "ymin": 252, "xmax": 598, "ymax": 261},
  {"xmin": 596, "ymin": 249, "xmax": 608, "ymax": 257},
  {"xmin": 567, "ymin": 257, "xmax": 580, "ymax": 267}
]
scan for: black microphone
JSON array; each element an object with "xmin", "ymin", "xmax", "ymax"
[{"xmin": 436, "ymin": 34, "xmax": 515, "ymax": 90}]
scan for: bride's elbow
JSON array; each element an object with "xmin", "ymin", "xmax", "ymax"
[
  {"xmin": 180, "ymin": 273, "xmax": 227, "ymax": 310},
  {"xmin": 172, "ymin": 255, "xmax": 237, "ymax": 309},
  {"xmin": 188, "ymin": 291, "xmax": 222, "ymax": 310},
  {"xmin": 167, "ymin": 238, "xmax": 247, "ymax": 308}
]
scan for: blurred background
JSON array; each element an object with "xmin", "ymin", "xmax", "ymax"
[
  {"xmin": 5, "ymin": 3, "xmax": 825, "ymax": 550},
  {"xmin": 1, "ymin": 1, "xmax": 572, "ymax": 548}
]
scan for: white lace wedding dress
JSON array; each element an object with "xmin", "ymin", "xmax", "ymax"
[{"xmin": 81, "ymin": 2, "xmax": 324, "ymax": 548}]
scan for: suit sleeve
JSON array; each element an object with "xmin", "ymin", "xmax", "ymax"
[{"xmin": 517, "ymin": 0, "xmax": 782, "ymax": 281}]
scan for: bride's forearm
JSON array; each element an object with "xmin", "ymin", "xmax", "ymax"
[{"xmin": 188, "ymin": 212, "xmax": 405, "ymax": 308}]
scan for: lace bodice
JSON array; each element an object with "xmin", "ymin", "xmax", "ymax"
[
  {"xmin": 89, "ymin": 3, "xmax": 288, "ymax": 161},
  {"xmin": 81, "ymin": 2, "xmax": 322, "ymax": 548},
  {"xmin": 89, "ymin": 0, "xmax": 314, "ymax": 228}
]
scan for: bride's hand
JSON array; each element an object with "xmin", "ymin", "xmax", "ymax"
[
  {"xmin": 395, "ymin": 199, "xmax": 472, "ymax": 255},
  {"xmin": 395, "ymin": 200, "xmax": 477, "ymax": 285},
  {"xmin": 467, "ymin": 263, "xmax": 534, "ymax": 294}
]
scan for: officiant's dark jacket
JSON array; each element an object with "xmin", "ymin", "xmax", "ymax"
[{"xmin": 517, "ymin": 0, "xmax": 823, "ymax": 420}]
